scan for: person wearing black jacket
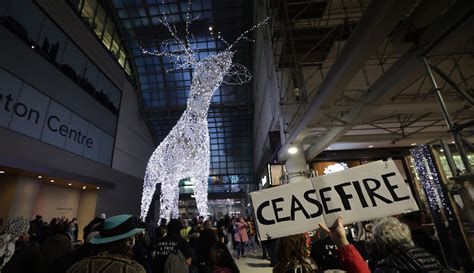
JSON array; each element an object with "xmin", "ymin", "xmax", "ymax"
[{"xmin": 370, "ymin": 217, "xmax": 444, "ymax": 273}]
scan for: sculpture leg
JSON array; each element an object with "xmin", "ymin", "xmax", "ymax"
[
  {"xmin": 140, "ymin": 172, "xmax": 160, "ymax": 220},
  {"xmin": 159, "ymin": 177, "xmax": 180, "ymax": 220},
  {"xmin": 192, "ymin": 174, "xmax": 209, "ymax": 217}
]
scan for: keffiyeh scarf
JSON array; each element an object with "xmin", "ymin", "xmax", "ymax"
[{"xmin": 0, "ymin": 217, "xmax": 29, "ymax": 271}]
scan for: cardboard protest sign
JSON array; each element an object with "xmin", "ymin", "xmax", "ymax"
[{"xmin": 250, "ymin": 159, "xmax": 418, "ymax": 241}]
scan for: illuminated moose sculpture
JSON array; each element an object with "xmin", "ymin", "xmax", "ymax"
[{"xmin": 140, "ymin": 9, "xmax": 267, "ymax": 220}]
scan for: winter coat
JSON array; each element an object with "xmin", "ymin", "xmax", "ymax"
[
  {"xmin": 234, "ymin": 222, "xmax": 248, "ymax": 243},
  {"xmin": 374, "ymin": 246, "xmax": 443, "ymax": 273},
  {"xmin": 67, "ymin": 253, "xmax": 146, "ymax": 273},
  {"xmin": 1, "ymin": 241, "xmax": 40, "ymax": 273},
  {"xmin": 337, "ymin": 244, "xmax": 370, "ymax": 273}
]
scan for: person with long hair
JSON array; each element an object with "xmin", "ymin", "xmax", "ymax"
[{"xmin": 272, "ymin": 234, "xmax": 313, "ymax": 273}]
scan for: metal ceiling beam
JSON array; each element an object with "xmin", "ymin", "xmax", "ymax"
[
  {"xmin": 278, "ymin": 0, "xmax": 416, "ymax": 160},
  {"xmin": 314, "ymin": 101, "xmax": 470, "ymax": 119},
  {"xmin": 303, "ymin": 132, "xmax": 457, "ymax": 144},
  {"xmin": 305, "ymin": 0, "xmax": 474, "ymax": 160}
]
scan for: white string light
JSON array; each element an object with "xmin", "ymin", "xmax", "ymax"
[{"xmin": 140, "ymin": 4, "xmax": 268, "ymax": 221}]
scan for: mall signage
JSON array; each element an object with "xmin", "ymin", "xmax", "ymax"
[
  {"xmin": 250, "ymin": 159, "xmax": 418, "ymax": 240},
  {"xmin": 0, "ymin": 68, "xmax": 114, "ymax": 165}
]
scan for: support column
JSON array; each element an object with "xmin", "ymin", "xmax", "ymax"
[
  {"xmin": 77, "ymin": 190, "xmax": 97, "ymax": 241},
  {"xmin": 9, "ymin": 176, "xmax": 41, "ymax": 219},
  {"xmin": 285, "ymin": 144, "xmax": 308, "ymax": 183}
]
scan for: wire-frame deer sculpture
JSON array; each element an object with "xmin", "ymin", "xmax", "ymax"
[{"xmin": 140, "ymin": 3, "xmax": 268, "ymax": 221}]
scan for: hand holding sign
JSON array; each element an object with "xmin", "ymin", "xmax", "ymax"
[
  {"xmin": 250, "ymin": 159, "xmax": 418, "ymax": 240},
  {"xmin": 318, "ymin": 216, "xmax": 349, "ymax": 249}
]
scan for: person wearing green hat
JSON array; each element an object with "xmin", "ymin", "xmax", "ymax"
[{"xmin": 67, "ymin": 214, "xmax": 146, "ymax": 273}]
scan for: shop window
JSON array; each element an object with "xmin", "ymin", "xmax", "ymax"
[
  {"xmin": 124, "ymin": 61, "xmax": 132, "ymax": 76},
  {"xmin": 95, "ymin": 72, "xmax": 111, "ymax": 104},
  {"xmin": 69, "ymin": 0, "xmax": 84, "ymax": 11},
  {"xmin": 107, "ymin": 86, "xmax": 121, "ymax": 114},
  {"xmin": 102, "ymin": 20, "xmax": 115, "ymax": 50},
  {"xmin": 93, "ymin": 5, "xmax": 107, "ymax": 38},
  {"xmin": 81, "ymin": 0, "xmax": 98, "ymax": 26},
  {"xmin": 4, "ymin": 0, "xmax": 45, "ymax": 45},
  {"xmin": 110, "ymin": 34, "xmax": 121, "ymax": 59},
  {"xmin": 37, "ymin": 18, "xmax": 68, "ymax": 64},
  {"xmin": 118, "ymin": 48, "xmax": 126, "ymax": 66},
  {"xmin": 60, "ymin": 41, "xmax": 86, "ymax": 83},
  {"xmin": 80, "ymin": 59, "xmax": 100, "ymax": 96}
]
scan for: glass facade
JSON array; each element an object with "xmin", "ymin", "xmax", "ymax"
[
  {"xmin": 1, "ymin": 0, "xmax": 122, "ymax": 115},
  {"xmin": 110, "ymin": 0, "xmax": 256, "ymax": 192},
  {"xmin": 68, "ymin": 0, "xmax": 132, "ymax": 76}
]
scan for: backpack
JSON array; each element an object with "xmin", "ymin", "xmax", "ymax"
[{"xmin": 164, "ymin": 249, "xmax": 189, "ymax": 273}]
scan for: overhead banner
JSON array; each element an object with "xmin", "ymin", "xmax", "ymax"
[{"xmin": 250, "ymin": 159, "xmax": 418, "ymax": 241}]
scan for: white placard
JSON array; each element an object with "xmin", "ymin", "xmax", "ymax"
[{"xmin": 250, "ymin": 159, "xmax": 418, "ymax": 241}]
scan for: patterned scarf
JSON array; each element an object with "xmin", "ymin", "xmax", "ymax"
[{"xmin": 0, "ymin": 217, "xmax": 30, "ymax": 271}]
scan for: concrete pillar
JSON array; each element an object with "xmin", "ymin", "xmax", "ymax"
[
  {"xmin": 9, "ymin": 176, "xmax": 41, "ymax": 219},
  {"xmin": 285, "ymin": 144, "xmax": 308, "ymax": 183},
  {"xmin": 77, "ymin": 190, "xmax": 98, "ymax": 241},
  {"xmin": 0, "ymin": 175, "xmax": 19, "ymax": 230}
]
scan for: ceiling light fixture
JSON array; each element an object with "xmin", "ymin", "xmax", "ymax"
[
  {"xmin": 38, "ymin": 175, "xmax": 42, "ymax": 179},
  {"xmin": 326, "ymin": 147, "xmax": 331, "ymax": 150},
  {"xmin": 368, "ymin": 145, "xmax": 374, "ymax": 148},
  {"xmin": 208, "ymin": 26, "xmax": 213, "ymax": 31},
  {"xmin": 411, "ymin": 143, "xmax": 417, "ymax": 146},
  {"xmin": 0, "ymin": 170, "xmax": 5, "ymax": 174},
  {"xmin": 440, "ymin": 149, "xmax": 444, "ymax": 152},
  {"xmin": 82, "ymin": 186, "xmax": 86, "ymax": 190},
  {"xmin": 68, "ymin": 183, "xmax": 72, "ymax": 186},
  {"xmin": 288, "ymin": 146, "xmax": 298, "ymax": 154},
  {"xmin": 96, "ymin": 186, "xmax": 100, "ymax": 190},
  {"xmin": 451, "ymin": 141, "xmax": 455, "ymax": 144},
  {"xmin": 50, "ymin": 179, "xmax": 54, "ymax": 183}
]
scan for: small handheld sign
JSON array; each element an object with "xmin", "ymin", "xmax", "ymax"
[{"xmin": 250, "ymin": 159, "xmax": 418, "ymax": 241}]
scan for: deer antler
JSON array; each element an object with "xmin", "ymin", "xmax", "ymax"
[
  {"xmin": 225, "ymin": 17, "xmax": 270, "ymax": 51},
  {"xmin": 140, "ymin": 1, "xmax": 269, "ymax": 78}
]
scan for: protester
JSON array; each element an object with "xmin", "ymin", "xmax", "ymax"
[
  {"xmin": 233, "ymin": 217, "xmax": 248, "ymax": 259},
  {"xmin": 152, "ymin": 219, "xmax": 192, "ymax": 273},
  {"xmin": 319, "ymin": 216, "xmax": 370, "ymax": 273},
  {"xmin": 400, "ymin": 212, "xmax": 443, "ymax": 262},
  {"xmin": 197, "ymin": 220, "xmax": 239, "ymax": 273},
  {"xmin": 29, "ymin": 215, "xmax": 45, "ymax": 242},
  {"xmin": 262, "ymin": 237, "xmax": 279, "ymax": 266},
  {"xmin": 310, "ymin": 228, "xmax": 340, "ymax": 270},
  {"xmin": 67, "ymin": 214, "xmax": 146, "ymax": 273},
  {"xmin": 229, "ymin": 217, "xmax": 236, "ymax": 250},
  {"xmin": 246, "ymin": 216, "xmax": 257, "ymax": 253},
  {"xmin": 272, "ymin": 234, "xmax": 313, "ymax": 273},
  {"xmin": 82, "ymin": 213, "xmax": 105, "ymax": 241},
  {"xmin": 132, "ymin": 230, "xmax": 149, "ymax": 271},
  {"xmin": 370, "ymin": 217, "xmax": 444, "ymax": 272},
  {"xmin": 217, "ymin": 219, "xmax": 228, "ymax": 245},
  {"xmin": 0, "ymin": 217, "xmax": 41, "ymax": 273},
  {"xmin": 40, "ymin": 221, "xmax": 74, "ymax": 273},
  {"xmin": 70, "ymin": 218, "xmax": 79, "ymax": 241},
  {"xmin": 181, "ymin": 219, "xmax": 192, "ymax": 242}
]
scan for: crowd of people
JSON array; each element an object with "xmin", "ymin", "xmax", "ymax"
[{"xmin": 0, "ymin": 211, "xmax": 453, "ymax": 273}]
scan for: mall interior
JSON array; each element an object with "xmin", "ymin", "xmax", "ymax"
[{"xmin": 0, "ymin": 0, "xmax": 473, "ymax": 272}]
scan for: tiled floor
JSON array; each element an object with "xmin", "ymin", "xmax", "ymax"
[{"xmin": 231, "ymin": 247, "xmax": 273, "ymax": 273}]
